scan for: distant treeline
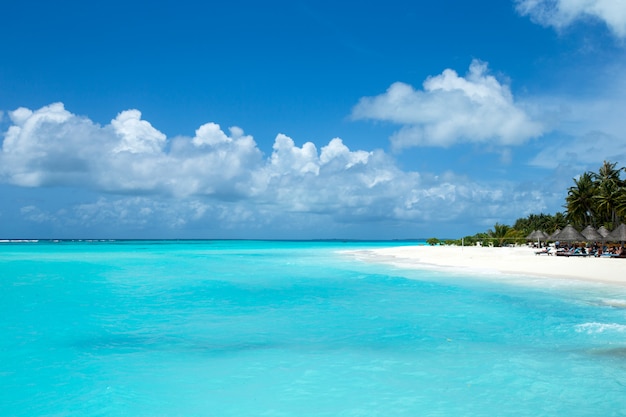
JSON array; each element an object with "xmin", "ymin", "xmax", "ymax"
[{"xmin": 428, "ymin": 161, "xmax": 626, "ymax": 246}]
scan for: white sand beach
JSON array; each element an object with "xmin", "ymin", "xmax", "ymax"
[{"xmin": 345, "ymin": 245, "xmax": 626, "ymax": 286}]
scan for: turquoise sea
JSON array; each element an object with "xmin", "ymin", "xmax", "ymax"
[{"xmin": 1, "ymin": 240, "xmax": 626, "ymax": 416}]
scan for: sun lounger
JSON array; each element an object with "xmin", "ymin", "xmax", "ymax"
[
  {"xmin": 535, "ymin": 248, "xmax": 552, "ymax": 255},
  {"xmin": 555, "ymin": 249, "xmax": 591, "ymax": 257}
]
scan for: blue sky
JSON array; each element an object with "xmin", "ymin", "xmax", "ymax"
[{"xmin": 2, "ymin": 0, "xmax": 626, "ymax": 239}]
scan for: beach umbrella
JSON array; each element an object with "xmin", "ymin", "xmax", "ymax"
[
  {"xmin": 548, "ymin": 228, "xmax": 561, "ymax": 241},
  {"xmin": 606, "ymin": 223, "xmax": 626, "ymax": 243},
  {"xmin": 526, "ymin": 230, "xmax": 539, "ymax": 240},
  {"xmin": 581, "ymin": 225, "xmax": 603, "ymax": 241},
  {"xmin": 597, "ymin": 226, "xmax": 610, "ymax": 238},
  {"xmin": 553, "ymin": 225, "xmax": 586, "ymax": 242},
  {"xmin": 527, "ymin": 230, "xmax": 542, "ymax": 248},
  {"xmin": 526, "ymin": 230, "xmax": 548, "ymax": 246},
  {"xmin": 527, "ymin": 230, "xmax": 548, "ymax": 240}
]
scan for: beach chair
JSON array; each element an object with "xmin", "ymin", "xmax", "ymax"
[
  {"xmin": 534, "ymin": 247, "xmax": 552, "ymax": 255},
  {"xmin": 567, "ymin": 248, "xmax": 592, "ymax": 257}
]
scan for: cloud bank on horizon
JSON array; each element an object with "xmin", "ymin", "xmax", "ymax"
[{"xmin": 1, "ymin": 99, "xmax": 548, "ymax": 237}]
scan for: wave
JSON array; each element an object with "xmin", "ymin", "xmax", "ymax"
[
  {"xmin": 598, "ymin": 298, "xmax": 626, "ymax": 309},
  {"xmin": 575, "ymin": 322, "xmax": 626, "ymax": 334}
]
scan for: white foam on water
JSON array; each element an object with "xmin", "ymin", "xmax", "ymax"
[
  {"xmin": 598, "ymin": 298, "xmax": 626, "ymax": 308},
  {"xmin": 575, "ymin": 322, "xmax": 626, "ymax": 334}
]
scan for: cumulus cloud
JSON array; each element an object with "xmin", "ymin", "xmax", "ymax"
[
  {"xmin": 0, "ymin": 102, "xmax": 552, "ymax": 237},
  {"xmin": 270, "ymin": 134, "xmax": 321, "ymax": 176},
  {"xmin": 0, "ymin": 103, "xmax": 264, "ymax": 197},
  {"xmin": 516, "ymin": 0, "xmax": 626, "ymax": 38},
  {"xmin": 112, "ymin": 110, "xmax": 166, "ymax": 154},
  {"xmin": 2, "ymin": 103, "xmax": 105, "ymax": 187},
  {"xmin": 351, "ymin": 60, "xmax": 544, "ymax": 149}
]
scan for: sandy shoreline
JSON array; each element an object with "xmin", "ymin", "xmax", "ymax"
[{"xmin": 343, "ymin": 245, "xmax": 626, "ymax": 287}]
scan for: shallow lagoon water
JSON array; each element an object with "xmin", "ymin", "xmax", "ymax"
[{"xmin": 1, "ymin": 240, "xmax": 626, "ymax": 416}]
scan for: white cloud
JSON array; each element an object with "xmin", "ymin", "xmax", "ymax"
[
  {"xmin": 2, "ymin": 103, "xmax": 106, "ymax": 187},
  {"xmin": 112, "ymin": 110, "xmax": 166, "ymax": 154},
  {"xmin": 270, "ymin": 134, "xmax": 321, "ymax": 176},
  {"xmin": 516, "ymin": 0, "xmax": 626, "ymax": 38},
  {"xmin": 192, "ymin": 122, "xmax": 231, "ymax": 147},
  {"xmin": 351, "ymin": 60, "xmax": 544, "ymax": 149},
  {"xmin": 320, "ymin": 138, "xmax": 370, "ymax": 169},
  {"xmin": 0, "ymin": 103, "xmax": 264, "ymax": 197}
]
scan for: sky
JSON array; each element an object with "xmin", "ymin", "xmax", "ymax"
[{"xmin": 2, "ymin": 0, "xmax": 626, "ymax": 239}]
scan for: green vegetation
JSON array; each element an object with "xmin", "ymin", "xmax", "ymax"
[
  {"xmin": 444, "ymin": 161, "xmax": 626, "ymax": 246},
  {"xmin": 566, "ymin": 161, "xmax": 626, "ymax": 229}
]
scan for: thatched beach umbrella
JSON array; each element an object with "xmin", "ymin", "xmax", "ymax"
[
  {"xmin": 548, "ymin": 228, "xmax": 561, "ymax": 241},
  {"xmin": 527, "ymin": 230, "xmax": 548, "ymax": 246},
  {"xmin": 581, "ymin": 225, "xmax": 603, "ymax": 241},
  {"xmin": 597, "ymin": 226, "xmax": 610, "ymax": 238},
  {"xmin": 606, "ymin": 224, "xmax": 626, "ymax": 243},
  {"xmin": 526, "ymin": 230, "xmax": 546, "ymax": 240},
  {"xmin": 554, "ymin": 225, "xmax": 586, "ymax": 242}
]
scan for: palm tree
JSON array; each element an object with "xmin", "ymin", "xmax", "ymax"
[
  {"xmin": 545, "ymin": 212, "xmax": 567, "ymax": 234},
  {"xmin": 566, "ymin": 172, "xmax": 597, "ymax": 228},
  {"xmin": 592, "ymin": 160, "xmax": 621, "ymax": 186},
  {"xmin": 488, "ymin": 223, "xmax": 513, "ymax": 247},
  {"xmin": 615, "ymin": 192, "xmax": 626, "ymax": 222},
  {"xmin": 591, "ymin": 161, "xmax": 624, "ymax": 227},
  {"xmin": 594, "ymin": 180, "xmax": 621, "ymax": 228}
]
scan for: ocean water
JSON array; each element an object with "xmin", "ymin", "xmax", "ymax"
[{"xmin": 1, "ymin": 240, "xmax": 626, "ymax": 417}]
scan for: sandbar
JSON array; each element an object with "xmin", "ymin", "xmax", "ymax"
[{"xmin": 343, "ymin": 245, "xmax": 626, "ymax": 287}]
